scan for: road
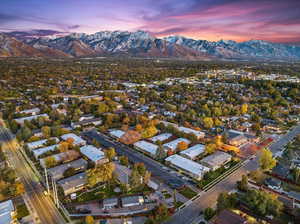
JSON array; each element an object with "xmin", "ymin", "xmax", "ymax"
[
  {"xmin": 0, "ymin": 127, "xmax": 67, "ymax": 224},
  {"xmin": 82, "ymin": 130, "xmax": 194, "ymax": 189},
  {"xmin": 165, "ymin": 124, "xmax": 300, "ymax": 224}
]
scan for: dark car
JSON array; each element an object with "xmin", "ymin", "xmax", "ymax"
[{"xmin": 168, "ymin": 180, "xmax": 185, "ymax": 190}]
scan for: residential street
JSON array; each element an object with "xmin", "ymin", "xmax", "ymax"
[
  {"xmin": 165, "ymin": 124, "xmax": 300, "ymax": 224},
  {"xmin": 0, "ymin": 127, "xmax": 67, "ymax": 224}
]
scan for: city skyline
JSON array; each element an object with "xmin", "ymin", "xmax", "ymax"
[{"xmin": 0, "ymin": 0, "xmax": 300, "ymax": 43}]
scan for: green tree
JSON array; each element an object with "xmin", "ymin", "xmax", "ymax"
[
  {"xmin": 203, "ymin": 207, "xmax": 216, "ymax": 221},
  {"xmin": 119, "ymin": 156, "xmax": 129, "ymax": 167},
  {"xmin": 259, "ymin": 148, "xmax": 276, "ymax": 171},
  {"xmin": 216, "ymin": 192, "xmax": 237, "ymax": 211},
  {"xmin": 237, "ymin": 175, "xmax": 248, "ymax": 191}
]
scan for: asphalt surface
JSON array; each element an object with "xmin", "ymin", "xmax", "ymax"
[
  {"xmin": 165, "ymin": 124, "xmax": 300, "ymax": 224},
  {"xmin": 82, "ymin": 130, "xmax": 192, "ymax": 189},
  {"xmin": 0, "ymin": 127, "xmax": 67, "ymax": 224}
]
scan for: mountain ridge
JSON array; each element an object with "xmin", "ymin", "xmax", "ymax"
[{"xmin": 1, "ymin": 30, "xmax": 300, "ymax": 60}]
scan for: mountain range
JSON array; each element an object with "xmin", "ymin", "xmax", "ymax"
[{"xmin": 1, "ymin": 30, "xmax": 300, "ymax": 60}]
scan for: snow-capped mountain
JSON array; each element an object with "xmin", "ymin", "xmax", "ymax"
[{"xmin": 2, "ymin": 30, "xmax": 300, "ymax": 60}]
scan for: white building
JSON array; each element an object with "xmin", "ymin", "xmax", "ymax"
[
  {"xmin": 18, "ymin": 107, "xmax": 40, "ymax": 115},
  {"xmin": 0, "ymin": 200, "xmax": 15, "ymax": 224},
  {"xmin": 32, "ymin": 144, "xmax": 59, "ymax": 159},
  {"xmin": 109, "ymin": 129, "xmax": 125, "ymax": 139},
  {"xmin": 61, "ymin": 133, "xmax": 86, "ymax": 146},
  {"xmin": 80, "ymin": 145, "xmax": 108, "ymax": 164},
  {"xmin": 26, "ymin": 137, "xmax": 59, "ymax": 150},
  {"xmin": 149, "ymin": 133, "xmax": 172, "ymax": 143},
  {"xmin": 165, "ymin": 155, "xmax": 210, "ymax": 180},
  {"xmin": 163, "ymin": 138, "xmax": 191, "ymax": 152},
  {"xmin": 180, "ymin": 144, "xmax": 205, "ymax": 160},
  {"xmin": 121, "ymin": 195, "xmax": 144, "ymax": 208},
  {"xmin": 200, "ymin": 151, "xmax": 232, "ymax": 171},
  {"xmin": 178, "ymin": 126, "xmax": 205, "ymax": 139},
  {"xmin": 133, "ymin": 141, "xmax": 158, "ymax": 157},
  {"xmin": 14, "ymin": 114, "xmax": 49, "ymax": 125}
]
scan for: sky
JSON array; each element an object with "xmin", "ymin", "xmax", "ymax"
[{"xmin": 0, "ymin": 0, "xmax": 300, "ymax": 43}]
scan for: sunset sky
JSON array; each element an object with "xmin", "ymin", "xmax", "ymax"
[{"xmin": 1, "ymin": 0, "xmax": 300, "ymax": 43}]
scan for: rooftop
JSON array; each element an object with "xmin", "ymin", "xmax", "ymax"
[
  {"xmin": 149, "ymin": 133, "xmax": 172, "ymax": 142},
  {"xmin": 61, "ymin": 133, "xmax": 86, "ymax": 146},
  {"xmin": 80, "ymin": 145, "xmax": 105, "ymax": 162},
  {"xmin": 163, "ymin": 138, "xmax": 191, "ymax": 151},
  {"xmin": 0, "ymin": 200, "xmax": 14, "ymax": 224},
  {"xmin": 133, "ymin": 140, "xmax": 158, "ymax": 155},
  {"xmin": 180, "ymin": 144, "xmax": 205, "ymax": 159}
]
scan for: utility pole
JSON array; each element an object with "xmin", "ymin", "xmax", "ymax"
[{"xmin": 44, "ymin": 167, "xmax": 50, "ymax": 195}]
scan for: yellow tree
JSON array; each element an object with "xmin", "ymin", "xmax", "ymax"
[
  {"xmin": 203, "ymin": 117, "xmax": 214, "ymax": 129},
  {"xmin": 241, "ymin": 104, "xmax": 248, "ymax": 114},
  {"xmin": 59, "ymin": 142, "xmax": 69, "ymax": 152},
  {"xmin": 259, "ymin": 148, "xmax": 276, "ymax": 171},
  {"xmin": 205, "ymin": 143, "xmax": 217, "ymax": 155},
  {"xmin": 85, "ymin": 215, "xmax": 94, "ymax": 224}
]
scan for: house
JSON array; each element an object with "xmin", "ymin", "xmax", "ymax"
[
  {"xmin": 226, "ymin": 129, "xmax": 255, "ymax": 147},
  {"xmin": 149, "ymin": 133, "xmax": 172, "ymax": 143},
  {"xmin": 121, "ymin": 195, "xmax": 144, "ymax": 208},
  {"xmin": 211, "ymin": 209, "xmax": 248, "ymax": 224},
  {"xmin": 61, "ymin": 133, "xmax": 86, "ymax": 146},
  {"xmin": 165, "ymin": 155, "xmax": 210, "ymax": 180},
  {"xmin": 109, "ymin": 129, "xmax": 125, "ymax": 139},
  {"xmin": 71, "ymin": 118, "xmax": 102, "ymax": 129},
  {"xmin": 178, "ymin": 126, "xmax": 205, "ymax": 139},
  {"xmin": 103, "ymin": 198, "xmax": 119, "ymax": 209},
  {"xmin": 264, "ymin": 178, "xmax": 282, "ymax": 191},
  {"xmin": 79, "ymin": 95, "xmax": 103, "ymax": 101},
  {"xmin": 200, "ymin": 151, "xmax": 232, "ymax": 171},
  {"xmin": 0, "ymin": 200, "xmax": 15, "ymax": 224},
  {"xmin": 80, "ymin": 145, "xmax": 108, "ymax": 165},
  {"xmin": 48, "ymin": 159, "xmax": 88, "ymax": 180},
  {"xmin": 57, "ymin": 172, "xmax": 87, "ymax": 196},
  {"xmin": 14, "ymin": 114, "xmax": 49, "ymax": 125},
  {"xmin": 133, "ymin": 141, "xmax": 158, "ymax": 157},
  {"xmin": 163, "ymin": 138, "xmax": 191, "ymax": 152},
  {"xmin": 40, "ymin": 150, "xmax": 81, "ymax": 168},
  {"xmin": 26, "ymin": 137, "xmax": 59, "ymax": 150},
  {"xmin": 32, "ymin": 144, "xmax": 59, "ymax": 159},
  {"xmin": 180, "ymin": 144, "xmax": 205, "ymax": 160}
]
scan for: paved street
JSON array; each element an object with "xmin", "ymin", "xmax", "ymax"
[
  {"xmin": 0, "ymin": 127, "xmax": 67, "ymax": 224},
  {"xmin": 165, "ymin": 124, "xmax": 300, "ymax": 224}
]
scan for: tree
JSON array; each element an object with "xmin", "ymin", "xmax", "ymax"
[
  {"xmin": 135, "ymin": 124, "xmax": 143, "ymax": 132},
  {"xmin": 205, "ymin": 143, "xmax": 217, "ymax": 155},
  {"xmin": 85, "ymin": 215, "xmax": 94, "ymax": 224},
  {"xmin": 97, "ymin": 102, "xmax": 109, "ymax": 113},
  {"xmin": 141, "ymin": 126, "xmax": 158, "ymax": 138},
  {"xmin": 241, "ymin": 104, "xmax": 248, "ymax": 114},
  {"xmin": 156, "ymin": 145, "xmax": 167, "ymax": 159},
  {"xmin": 203, "ymin": 117, "xmax": 214, "ymax": 129},
  {"xmin": 237, "ymin": 175, "xmax": 248, "ymax": 191},
  {"xmin": 87, "ymin": 162, "xmax": 115, "ymax": 187},
  {"xmin": 44, "ymin": 156, "xmax": 57, "ymax": 168},
  {"xmin": 177, "ymin": 141, "xmax": 188, "ymax": 151},
  {"xmin": 204, "ymin": 207, "xmax": 216, "ymax": 221},
  {"xmin": 104, "ymin": 147, "xmax": 116, "ymax": 161},
  {"xmin": 41, "ymin": 126, "xmax": 51, "ymax": 138},
  {"xmin": 119, "ymin": 156, "xmax": 129, "ymax": 167},
  {"xmin": 59, "ymin": 142, "xmax": 69, "ymax": 152},
  {"xmin": 259, "ymin": 148, "xmax": 276, "ymax": 171},
  {"xmin": 153, "ymin": 203, "xmax": 169, "ymax": 222},
  {"xmin": 217, "ymin": 192, "xmax": 237, "ymax": 211}
]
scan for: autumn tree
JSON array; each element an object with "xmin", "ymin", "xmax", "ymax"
[
  {"xmin": 104, "ymin": 147, "xmax": 116, "ymax": 161},
  {"xmin": 41, "ymin": 126, "xmax": 51, "ymax": 138},
  {"xmin": 44, "ymin": 156, "xmax": 57, "ymax": 168},
  {"xmin": 241, "ymin": 104, "xmax": 248, "ymax": 114},
  {"xmin": 177, "ymin": 141, "xmax": 188, "ymax": 151},
  {"xmin": 259, "ymin": 148, "xmax": 276, "ymax": 171},
  {"xmin": 85, "ymin": 215, "xmax": 94, "ymax": 224},
  {"xmin": 203, "ymin": 117, "xmax": 214, "ymax": 129},
  {"xmin": 87, "ymin": 162, "xmax": 115, "ymax": 187},
  {"xmin": 205, "ymin": 143, "xmax": 217, "ymax": 155}
]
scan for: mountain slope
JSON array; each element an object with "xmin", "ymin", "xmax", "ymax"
[
  {"xmin": 0, "ymin": 33, "xmax": 44, "ymax": 57},
  {"xmin": 2, "ymin": 30, "xmax": 300, "ymax": 60}
]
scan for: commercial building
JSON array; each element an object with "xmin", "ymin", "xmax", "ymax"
[
  {"xmin": 0, "ymin": 200, "xmax": 15, "ymax": 224},
  {"xmin": 165, "ymin": 155, "xmax": 210, "ymax": 180},
  {"xmin": 57, "ymin": 172, "xmax": 87, "ymax": 196},
  {"xmin": 80, "ymin": 145, "xmax": 108, "ymax": 165},
  {"xmin": 121, "ymin": 195, "xmax": 144, "ymax": 208},
  {"xmin": 133, "ymin": 140, "xmax": 158, "ymax": 157},
  {"xmin": 32, "ymin": 144, "xmax": 59, "ymax": 159},
  {"xmin": 163, "ymin": 138, "xmax": 191, "ymax": 152},
  {"xmin": 26, "ymin": 137, "xmax": 59, "ymax": 150},
  {"xmin": 200, "ymin": 151, "xmax": 232, "ymax": 171},
  {"xmin": 71, "ymin": 118, "xmax": 102, "ymax": 129},
  {"xmin": 61, "ymin": 133, "xmax": 86, "ymax": 146},
  {"xmin": 149, "ymin": 133, "xmax": 172, "ymax": 143},
  {"xmin": 48, "ymin": 158, "xmax": 88, "ymax": 180},
  {"xmin": 178, "ymin": 126, "xmax": 205, "ymax": 139},
  {"xmin": 180, "ymin": 144, "xmax": 205, "ymax": 160}
]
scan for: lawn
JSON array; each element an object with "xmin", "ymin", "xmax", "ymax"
[
  {"xmin": 174, "ymin": 201, "xmax": 184, "ymax": 208},
  {"xmin": 179, "ymin": 187, "xmax": 197, "ymax": 199}
]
